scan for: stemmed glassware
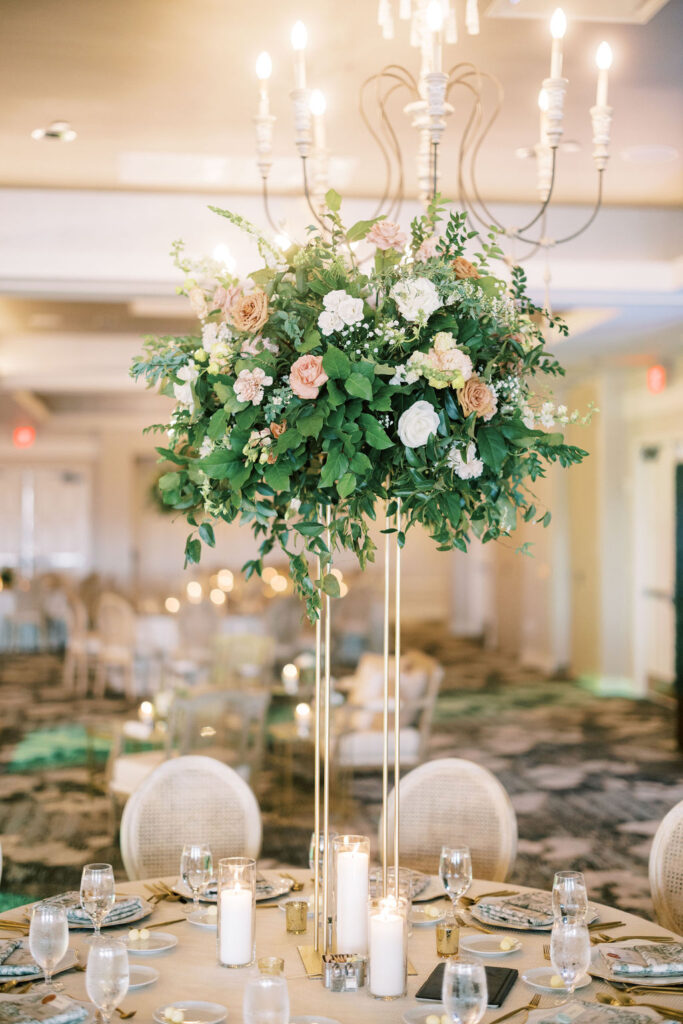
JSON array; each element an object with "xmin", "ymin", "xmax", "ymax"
[
  {"xmin": 442, "ymin": 956, "xmax": 488, "ymax": 1024},
  {"xmin": 80, "ymin": 863, "xmax": 115, "ymax": 936},
  {"xmin": 28, "ymin": 903, "xmax": 69, "ymax": 992},
  {"xmin": 308, "ymin": 830, "xmax": 337, "ymax": 875},
  {"xmin": 550, "ymin": 919, "xmax": 591, "ymax": 995},
  {"xmin": 180, "ymin": 844, "xmax": 213, "ymax": 911},
  {"xmin": 440, "ymin": 846, "xmax": 473, "ymax": 909},
  {"xmin": 242, "ymin": 974, "xmax": 290, "ymax": 1024},
  {"xmin": 552, "ymin": 870, "xmax": 588, "ymax": 922},
  {"xmin": 85, "ymin": 937, "xmax": 130, "ymax": 1024}
]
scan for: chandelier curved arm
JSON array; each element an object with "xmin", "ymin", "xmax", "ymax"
[
  {"xmin": 550, "ymin": 170, "xmax": 604, "ymax": 245},
  {"xmin": 301, "ymin": 156, "xmax": 328, "ymax": 232},
  {"xmin": 360, "ymin": 67, "xmax": 417, "ymax": 219},
  {"xmin": 261, "ymin": 176, "xmax": 281, "ymax": 234},
  {"xmin": 457, "ymin": 69, "xmax": 508, "ymax": 231}
]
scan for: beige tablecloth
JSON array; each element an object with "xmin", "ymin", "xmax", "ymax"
[{"xmin": 2, "ymin": 872, "xmax": 681, "ymax": 1023}]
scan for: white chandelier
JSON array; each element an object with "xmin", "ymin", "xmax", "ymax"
[{"xmin": 253, "ymin": 2, "xmax": 614, "ymax": 259}]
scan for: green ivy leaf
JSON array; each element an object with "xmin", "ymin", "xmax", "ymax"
[
  {"xmin": 199, "ymin": 522, "xmax": 216, "ymax": 547},
  {"xmin": 359, "ymin": 413, "xmax": 393, "ymax": 450},
  {"xmin": 264, "ymin": 462, "xmax": 291, "ymax": 492},
  {"xmin": 344, "ymin": 373, "xmax": 373, "ymax": 401},
  {"xmin": 294, "ymin": 521, "xmax": 326, "ymax": 537},
  {"xmin": 323, "ymin": 345, "xmax": 351, "ymax": 380},
  {"xmin": 321, "ymin": 448, "xmax": 349, "ymax": 488},
  {"xmin": 158, "ymin": 472, "xmax": 181, "ymax": 491},
  {"xmin": 297, "ymin": 328, "xmax": 321, "ymax": 354},
  {"xmin": 346, "ymin": 217, "xmax": 384, "ymax": 243},
  {"xmin": 336, "ymin": 472, "xmax": 356, "ymax": 498},
  {"xmin": 184, "ymin": 536, "xmax": 201, "ymax": 565},
  {"xmin": 207, "ymin": 408, "xmax": 228, "ymax": 441},
  {"xmin": 477, "ymin": 426, "xmax": 508, "ymax": 473},
  {"xmin": 200, "ymin": 450, "xmax": 238, "ymax": 479},
  {"xmin": 320, "ymin": 573, "xmax": 340, "ymax": 597},
  {"xmin": 296, "ymin": 408, "xmax": 325, "ymax": 438},
  {"xmin": 325, "ymin": 189, "xmax": 342, "ymax": 212},
  {"xmin": 350, "ymin": 452, "xmax": 372, "ymax": 474}
]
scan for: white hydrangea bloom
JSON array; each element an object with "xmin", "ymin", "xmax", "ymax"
[{"xmin": 390, "ymin": 277, "xmax": 441, "ymax": 323}]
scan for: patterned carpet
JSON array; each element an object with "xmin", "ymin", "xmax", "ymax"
[{"xmin": 1, "ymin": 634, "xmax": 681, "ymax": 922}]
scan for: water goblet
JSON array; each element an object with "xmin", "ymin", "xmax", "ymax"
[
  {"xmin": 80, "ymin": 862, "xmax": 115, "ymax": 936},
  {"xmin": 550, "ymin": 918, "xmax": 591, "ymax": 995},
  {"xmin": 308, "ymin": 830, "xmax": 338, "ymax": 876},
  {"xmin": 180, "ymin": 843, "xmax": 213, "ymax": 910},
  {"xmin": 442, "ymin": 956, "xmax": 488, "ymax": 1024},
  {"xmin": 28, "ymin": 902, "xmax": 69, "ymax": 992},
  {"xmin": 439, "ymin": 846, "xmax": 473, "ymax": 910},
  {"xmin": 243, "ymin": 973, "xmax": 290, "ymax": 1024},
  {"xmin": 552, "ymin": 870, "xmax": 588, "ymax": 922},
  {"xmin": 86, "ymin": 937, "xmax": 130, "ymax": 1024}
]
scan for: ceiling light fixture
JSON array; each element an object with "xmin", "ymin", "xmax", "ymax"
[{"xmin": 31, "ymin": 120, "xmax": 77, "ymax": 142}]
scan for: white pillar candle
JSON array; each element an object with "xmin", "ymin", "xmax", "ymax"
[
  {"xmin": 369, "ymin": 902, "xmax": 406, "ymax": 997},
  {"xmin": 219, "ymin": 886, "xmax": 253, "ymax": 966},
  {"xmin": 335, "ymin": 849, "xmax": 369, "ymax": 952}
]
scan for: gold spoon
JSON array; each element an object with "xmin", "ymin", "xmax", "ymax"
[
  {"xmin": 596, "ymin": 991, "xmax": 683, "ymax": 1019},
  {"xmin": 279, "ymin": 873, "xmax": 304, "ymax": 892},
  {"xmin": 460, "ymin": 890, "xmax": 518, "ymax": 907}
]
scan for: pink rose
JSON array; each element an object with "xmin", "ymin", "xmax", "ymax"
[
  {"xmin": 289, "ymin": 355, "xmax": 328, "ymax": 400},
  {"xmin": 415, "ymin": 236, "xmax": 439, "ymax": 263},
  {"xmin": 367, "ymin": 220, "xmax": 407, "ymax": 252},
  {"xmin": 213, "ymin": 284, "xmax": 243, "ymax": 316}
]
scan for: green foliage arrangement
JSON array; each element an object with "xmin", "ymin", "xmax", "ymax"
[{"xmin": 131, "ymin": 193, "xmax": 589, "ymax": 618}]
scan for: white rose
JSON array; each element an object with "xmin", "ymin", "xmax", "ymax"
[
  {"xmin": 397, "ymin": 400, "xmax": 440, "ymax": 448},
  {"xmin": 318, "ymin": 309, "xmax": 342, "ymax": 336},
  {"xmin": 390, "ymin": 277, "xmax": 441, "ymax": 323},
  {"xmin": 336, "ymin": 294, "xmax": 364, "ymax": 326},
  {"xmin": 448, "ymin": 441, "xmax": 484, "ymax": 480},
  {"xmin": 322, "ymin": 289, "xmax": 348, "ymax": 312}
]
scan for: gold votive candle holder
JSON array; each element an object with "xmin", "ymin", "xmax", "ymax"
[
  {"xmin": 285, "ymin": 899, "xmax": 308, "ymax": 934},
  {"xmin": 436, "ymin": 912, "xmax": 459, "ymax": 957},
  {"xmin": 258, "ymin": 956, "xmax": 284, "ymax": 975}
]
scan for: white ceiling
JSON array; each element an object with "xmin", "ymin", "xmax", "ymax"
[{"xmin": 1, "ymin": 0, "xmax": 681, "ymax": 204}]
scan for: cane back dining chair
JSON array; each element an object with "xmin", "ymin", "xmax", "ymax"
[
  {"xmin": 119, "ymin": 755, "xmax": 262, "ymax": 880},
  {"xmin": 383, "ymin": 757, "xmax": 518, "ymax": 881},
  {"xmin": 649, "ymin": 799, "xmax": 683, "ymax": 934}
]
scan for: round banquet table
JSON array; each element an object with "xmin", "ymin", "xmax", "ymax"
[{"xmin": 2, "ymin": 871, "xmax": 681, "ymax": 1023}]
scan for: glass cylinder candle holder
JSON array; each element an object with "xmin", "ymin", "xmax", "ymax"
[
  {"xmin": 367, "ymin": 895, "xmax": 408, "ymax": 1000},
  {"xmin": 217, "ymin": 857, "xmax": 255, "ymax": 968},
  {"xmin": 332, "ymin": 834, "xmax": 370, "ymax": 954}
]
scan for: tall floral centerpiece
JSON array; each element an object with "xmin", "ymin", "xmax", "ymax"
[{"xmin": 132, "ymin": 194, "xmax": 588, "ymax": 619}]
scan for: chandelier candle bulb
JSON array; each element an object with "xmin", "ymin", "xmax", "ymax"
[
  {"xmin": 368, "ymin": 897, "xmax": 408, "ymax": 999},
  {"xmin": 549, "ymin": 8, "xmax": 567, "ymax": 79},
  {"xmin": 309, "ymin": 89, "xmax": 327, "ymax": 151},
  {"xmin": 426, "ymin": 2, "xmax": 443, "ymax": 73},
  {"xmin": 333, "ymin": 835, "xmax": 370, "ymax": 954},
  {"xmin": 399, "ymin": 0, "xmax": 411, "ymax": 19},
  {"xmin": 255, "ymin": 51, "xmax": 272, "ymax": 117},
  {"xmin": 217, "ymin": 857, "xmax": 256, "ymax": 968},
  {"xmin": 291, "ymin": 21, "xmax": 307, "ymax": 90},
  {"xmin": 595, "ymin": 42, "xmax": 612, "ymax": 108}
]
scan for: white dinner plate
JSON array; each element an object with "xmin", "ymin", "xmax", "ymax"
[
  {"xmin": 459, "ymin": 934, "xmax": 522, "ymax": 957},
  {"xmin": 188, "ymin": 909, "xmax": 217, "ymax": 930},
  {"xmin": 290, "ymin": 1017, "xmax": 343, "ymax": 1024},
  {"xmin": 590, "ymin": 942, "xmax": 683, "ymax": 988},
  {"xmin": 126, "ymin": 930, "xmax": 178, "ymax": 955},
  {"xmin": 402, "ymin": 1005, "xmax": 447, "ymax": 1024},
  {"xmin": 527, "ymin": 1001, "xmax": 661, "ymax": 1023},
  {"xmin": 128, "ymin": 964, "xmax": 159, "ymax": 991},
  {"xmin": 153, "ymin": 1001, "xmax": 227, "ymax": 1024},
  {"xmin": 408, "ymin": 906, "xmax": 445, "ymax": 928},
  {"xmin": 68, "ymin": 898, "xmax": 154, "ymax": 931},
  {"xmin": 174, "ymin": 875, "xmax": 293, "ymax": 903},
  {"xmin": 0, "ymin": 947, "xmax": 79, "ymax": 981},
  {"xmin": 470, "ymin": 899, "xmax": 599, "ymax": 932},
  {"xmin": 522, "ymin": 966, "xmax": 591, "ymax": 994}
]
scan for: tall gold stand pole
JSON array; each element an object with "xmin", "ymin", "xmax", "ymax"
[
  {"xmin": 322, "ymin": 505, "xmax": 332, "ymax": 953},
  {"xmin": 381, "ymin": 504, "xmax": 391, "ymax": 900},
  {"xmin": 313, "ymin": 511, "xmax": 322, "ymax": 952},
  {"xmin": 393, "ymin": 498, "xmax": 402, "ymax": 904}
]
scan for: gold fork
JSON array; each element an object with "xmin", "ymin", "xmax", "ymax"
[
  {"xmin": 487, "ymin": 992, "xmax": 541, "ymax": 1024},
  {"xmin": 460, "ymin": 890, "xmax": 519, "ymax": 907},
  {"xmin": 455, "ymin": 912, "xmax": 495, "ymax": 935}
]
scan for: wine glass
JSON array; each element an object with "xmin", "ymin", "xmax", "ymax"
[
  {"xmin": 440, "ymin": 846, "xmax": 473, "ymax": 909},
  {"xmin": 243, "ymin": 974, "xmax": 290, "ymax": 1024},
  {"xmin": 308, "ymin": 831, "xmax": 337, "ymax": 876},
  {"xmin": 550, "ymin": 919, "xmax": 591, "ymax": 995},
  {"xmin": 29, "ymin": 903, "xmax": 69, "ymax": 992},
  {"xmin": 80, "ymin": 863, "xmax": 115, "ymax": 936},
  {"xmin": 180, "ymin": 843, "xmax": 213, "ymax": 910},
  {"xmin": 442, "ymin": 956, "xmax": 488, "ymax": 1024},
  {"xmin": 85, "ymin": 937, "xmax": 129, "ymax": 1024},
  {"xmin": 552, "ymin": 870, "xmax": 588, "ymax": 922}
]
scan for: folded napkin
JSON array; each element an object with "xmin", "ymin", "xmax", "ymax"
[
  {"xmin": 0, "ymin": 994, "xmax": 88, "ymax": 1024},
  {"xmin": 476, "ymin": 891, "xmax": 554, "ymax": 928},
  {"xmin": 368, "ymin": 867, "xmax": 428, "ymax": 900},
  {"xmin": 603, "ymin": 941, "xmax": 683, "ymax": 977},
  {"xmin": 42, "ymin": 892, "xmax": 144, "ymax": 926},
  {"xmin": 0, "ymin": 940, "xmax": 41, "ymax": 978},
  {"xmin": 198, "ymin": 878, "xmax": 273, "ymax": 898},
  {"xmin": 536, "ymin": 1001, "xmax": 660, "ymax": 1023}
]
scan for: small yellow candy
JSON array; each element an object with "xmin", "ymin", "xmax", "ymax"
[
  {"xmin": 425, "ymin": 1015, "xmax": 440, "ymax": 1024},
  {"xmin": 128, "ymin": 929, "xmax": 140, "ymax": 941},
  {"xmin": 206, "ymin": 906, "xmax": 218, "ymax": 917},
  {"xmin": 425, "ymin": 905, "xmax": 440, "ymax": 919},
  {"xmin": 138, "ymin": 928, "xmax": 150, "ymax": 940},
  {"xmin": 499, "ymin": 938, "xmax": 515, "ymax": 951},
  {"xmin": 550, "ymin": 974, "xmax": 564, "ymax": 988}
]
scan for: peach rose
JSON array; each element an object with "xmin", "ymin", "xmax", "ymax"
[
  {"xmin": 213, "ymin": 284, "xmax": 243, "ymax": 316},
  {"xmin": 270, "ymin": 420, "xmax": 287, "ymax": 438},
  {"xmin": 415, "ymin": 236, "xmax": 439, "ymax": 262},
  {"xmin": 457, "ymin": 376, "xmax": 498, "ymax": 422},
  {"xmin": 289, "ymin": 355, "xmax": 328, "ymax": 400},
  {"xmin": 367, "ymin": 220, "xmax": 407, "ymax": 252},
  {"xmin": 229, "ymin": 290, "xmax": 269, "ymax": 333},
  {"xmin": 452, "ymin": 257, "xmax": 480, "ymax": 280}
]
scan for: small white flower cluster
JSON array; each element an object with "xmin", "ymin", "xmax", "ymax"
[
  {"xmin": 448, "ymin": 442, "xmax": 484, "ymax": 480},
  {"xmin": 198, "ymin": 436, "xmax": 214, "ymax": 459},
  {"xmin": 201, "ymin": 320, "xmax": 232, "ymax": 354},
  {"xmin": 389, "ymin": 364, "xmax": 420, "ymax": 386},
  {"xmin": 334, "ymin": 318, "xmax": 388, "ymax": 358},
  {"xmin": 318, "ymin": 289, "xmax": 364, "ymax": 335},
  {"xmin": 491, "ymin": 374, "xmax": 523, "ymax": 403},
  {"xmin": 377, "ymin": 413, "xmax": 393, "ymax": 430},
  {"xmin": 263, "ymin": 385, "xmax": 293, "ymax": 422}
]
